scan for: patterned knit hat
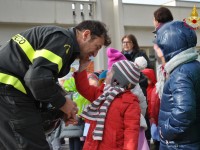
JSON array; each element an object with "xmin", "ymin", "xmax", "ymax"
[
  {"xmin": 107, "ymin": 47, "xmax": 127, "ymax": 70},
  {"xmin": 111, "ymin": 59, "xmax": 145, "ymax": 89}
]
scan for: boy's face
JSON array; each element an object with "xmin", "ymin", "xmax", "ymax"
[{"xmin": 105, "ymin": 69, "xmax": 114, "ymax": 85}]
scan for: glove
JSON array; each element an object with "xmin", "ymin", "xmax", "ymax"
[{"xmin": 151, "ymin": 123, "xmax": 160, "ymax": 141}]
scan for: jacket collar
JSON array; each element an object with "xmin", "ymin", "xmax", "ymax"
[{"xmin": 68, "ymin": 28, "xmax": 80, "ymax": 53}]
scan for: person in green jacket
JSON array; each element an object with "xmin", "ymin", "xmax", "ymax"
[
  {"xmin": 63, "ymin": 77, "xmax": 92, "ymax": 116},
  {"xmin": 62, "ymin": 74, "xmax": 99, "ymax": 150}
]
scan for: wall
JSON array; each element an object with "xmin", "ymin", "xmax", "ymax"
[{"xmin": 0, "ymin": 0, "xmax": 200, "ymax": 70}]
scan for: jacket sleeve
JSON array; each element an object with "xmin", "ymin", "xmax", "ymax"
[
  {"xmin": 131, "ymin": 84, "xmax": 147, "ymax": 116},
  {"xmin": 160, "ymin": 71, "xmax": 196, "ymax": 140},
  {"xmin": 24, "ymin": 32, "xmax": 72, "ymax": 109},
  {"xmin": 123, "ymin": 95, "xmax": 141, "ymax": 150},
  {"xmin": 63, "ymin": 77, "xmax": 77, "ymax": 92},
  {"xmin": 74, "ymin": 70, "xmax": 102, "ymax": 102},
  {"xmin": 150, "ymin": 88, "xmax": 160, "ymax": 125}
]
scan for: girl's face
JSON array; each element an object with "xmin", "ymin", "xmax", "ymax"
[
  {"xmin": 147, "ymin": 78, "xmax": 152, "ymax": 85},
  {"xmin": 105, "ymin": 69, "xmax": 114, "ymax": 85}
]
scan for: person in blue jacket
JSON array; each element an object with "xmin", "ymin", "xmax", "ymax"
[{"xmin": 153, "ymin": 21, "xmax": 200, "ymax": 150}]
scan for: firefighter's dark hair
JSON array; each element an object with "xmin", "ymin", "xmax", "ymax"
[{"xmin": 75, "ymin": 20, "xmax": 111, "ymax": 47}]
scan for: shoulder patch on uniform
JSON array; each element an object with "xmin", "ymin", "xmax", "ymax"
[{"xmin": 64, "ymin": 44, "xmax": 71, "ymax": 54}]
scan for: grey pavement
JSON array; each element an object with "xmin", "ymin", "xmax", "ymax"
[{"xmin": 51, "ymin": 137, "xmax": 156, "ymax": 150}]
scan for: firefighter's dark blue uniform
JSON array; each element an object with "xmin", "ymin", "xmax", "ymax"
[{"xmin": 0, "ymin": 26, "xmax": 80, "ymax": 150}]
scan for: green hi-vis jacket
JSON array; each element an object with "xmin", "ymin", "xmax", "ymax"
[
  {"xmin": 0, "ymin": 26, "xmax": 80, "ymax": 109},
  {"xmin": 63, "ymin": 77, "xmax": 90, "ymax": 115}
]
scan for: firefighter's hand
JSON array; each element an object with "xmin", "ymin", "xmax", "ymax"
[
  {"xmin": 60, "ymin": 97, "xmax": 78, "ymax": 124},
  {"xmin": 63, "ymin": 116, "xmax": 78, "ymax": 126}
]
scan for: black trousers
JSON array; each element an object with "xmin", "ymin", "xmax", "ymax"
[
  {"xmin": 0, "ymin": 87, "xmax": 50, "ymax": 150},
  {"xmin": 69, "ymin": 137, "xmax": 84, "ymax": 150}
]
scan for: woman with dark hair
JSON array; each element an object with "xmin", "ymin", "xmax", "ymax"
[
  {"xmin": 121, "ymin": 34, "xmax": 152, "ymax": 68},
  {"xmin": 153, "ymin": 7, "xmax": 173, "ymax": 31}
]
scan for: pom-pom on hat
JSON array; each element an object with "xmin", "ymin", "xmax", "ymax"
[
  {"xmin": 134, "ymin": 56, "xmax": 147, "ymax": 70},
  {"xmin": 111, "ymin": 60, "xmax": 141, "ymax": 89},
  {"xmin": 107, "ymin": 47, "xmax": 127, "ymax": 70}
]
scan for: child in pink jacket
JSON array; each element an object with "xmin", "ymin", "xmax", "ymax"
[{"xmin": 74, "ymin": 60, "xmax": 143, "ymax": 150}]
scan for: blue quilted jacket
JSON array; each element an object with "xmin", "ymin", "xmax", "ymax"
[
  {"xmin": 156, "ymin": 21, "xmax": 200, "ymax": 150},
  {"xmin": 158, "ymin": 61, "xmax": 200, "ymax": 149}
]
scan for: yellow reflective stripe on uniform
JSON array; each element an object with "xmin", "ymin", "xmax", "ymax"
[
  {"xmin": 12, "ymin": 34, "xmax": 63, "ymax": 72},
  {"xmin": 0, "ymin": 73, "xmax": 27, "ymax": 94},
  {"xmin": 34, "ymin": 49, "xmax": 63, "ymax": 72},
  {"xmin": 9, "ymin": 34, "xmax": 63, "ymax": 94},
  {"xmin": 12, "ymin": 34, "xmax": 35, "ymax": 63}
]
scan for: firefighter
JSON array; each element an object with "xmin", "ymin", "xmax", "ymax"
[{"xmin": 0, "ymin": 20, "xmax": 111, "ymax": 150}]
